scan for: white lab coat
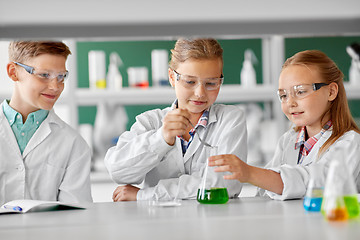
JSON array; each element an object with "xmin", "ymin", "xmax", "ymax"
[
  {"xmin": 263, "ymin": 128, "xmax": 360, "ymax": 200},
  {"xmin": 0, "ymin": 104, "xmax": 93, "ymax": 205},
  {"xmin": 105, "ymin": 104, "xmax": 247, "ymax": 200}
]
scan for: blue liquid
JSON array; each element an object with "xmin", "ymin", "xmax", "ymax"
[{"xmin": 303, "ymin": 197, "xmax": 323, "ymax": 212}]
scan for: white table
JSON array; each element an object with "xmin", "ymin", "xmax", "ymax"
[{"xmin": 0, "ymin": 197, "xmax": 359, "ymax": 240}]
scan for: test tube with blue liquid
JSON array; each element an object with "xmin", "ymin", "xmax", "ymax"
[{"xmin": 303, "ymin": 164, "xmax": 324, "ymax": 212}]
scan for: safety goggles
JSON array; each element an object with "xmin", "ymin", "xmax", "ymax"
[
  {"xmin": 14, "ymin": 61, "xmax": 69, "ymax": 83},
  {"xmin": 277, "ymin": 83, "xmax": 329, "ymax": 103},
  {"xmin": 172, "ymin": 69, "xmax": 223, "ymax": 91}
]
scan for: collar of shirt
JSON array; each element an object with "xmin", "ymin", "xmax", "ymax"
[
  {"xmin": 2, "ymin": 100, "xmax": 48, "ymax": 127},
  {"xmin": 2, "ymin": 99, "xmax": 49, "ymax": 154},
  {"xmin": 2, "ymin": 99, "xmax": 18, "ymax": 126},
  {"xmin": 295, "ymin": 120, "xmax": 333, "ymax": 156}
]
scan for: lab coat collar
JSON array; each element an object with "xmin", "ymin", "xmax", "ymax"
[
  {"xmin": 0, "ymin": 105, "xmax": 22, "ymax": 158},
  {"xmin": 22, "ymin": 110, "xmax": 64, "ymax": 158},
  {"xmin": 207, "ymin": 105, "xmax": 218, "ymax": 125},
  {"xmin": 2, "ymin": 99, "xmax": 17, "ymax": 126},
  {"xmin": 182, "ymin": 105, "xmax": 218, "ymax": 164},
  {"xmin": 299, "ymin": 128, "xmax": 333, "ymax": 166}
]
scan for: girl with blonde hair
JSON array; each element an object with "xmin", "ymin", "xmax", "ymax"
[{"xmin": 105, "ymin": 38, "xmax": 247, "ymax": 201}]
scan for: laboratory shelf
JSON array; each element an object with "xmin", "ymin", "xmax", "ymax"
[
  {"xmin": 74, "ymin": 84, "xmax": 276, "ymax": 106},
  {"xmin": 344, "ymin": 84, "xmax": 360, "ymax": 99}
]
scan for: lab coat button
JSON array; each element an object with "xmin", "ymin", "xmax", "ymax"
[{"xmin": 17, "ymin": 165, "xmax": 24, "ymax": 171}]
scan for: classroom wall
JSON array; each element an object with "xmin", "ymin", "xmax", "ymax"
[{"xmin": 76, "ymin": 36, "xmax": 360, "ymax": 128}]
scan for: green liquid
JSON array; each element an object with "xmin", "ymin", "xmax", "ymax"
[
  {"xmin": 197, "ymin": 188, "xmax": 229, "ymax": 204},
  {"xmin": 344, "ymin": 195, "xmax": 360, "ymax": 218}
]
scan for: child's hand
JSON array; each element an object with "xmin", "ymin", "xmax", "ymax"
[
  {"xmin": 162, "ymin": 108, "xmax": 191, "ymax": 145},
  {"xmin": 208, "ymin": 154, "xmax": 250, "ymax": 182},
  {"xmin": 112, "ymin": 184, "xmax": 140, "ymax": 201}
]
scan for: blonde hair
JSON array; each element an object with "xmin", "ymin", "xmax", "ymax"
[
  {"xmin": 169, "ymin": 38, "xmax": 223, "ymax": 71},
  {"xmin": 9, "ymin": 41, "xmax": 71, "ymax": 63},
  {"xmin": 282, "ymin": 50, "xmax": 360, "ymax": 155}
]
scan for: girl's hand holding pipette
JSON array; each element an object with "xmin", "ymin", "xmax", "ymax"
[{"xmin": 162, "ymin": 108, "xmax": 191, "ymax": 145}]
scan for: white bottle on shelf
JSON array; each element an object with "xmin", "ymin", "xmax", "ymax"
[
  {"xmin": 151, "ymin": 49, "xmax": 169, "ymax": 87},
  {"xmin": 106, "ymin": 52, "xmax": 123, "ymax": 90},
  {"xmin": 88, "ymin": 50, "xmax": 106, "ymax": 89},
  {"xmin": 346, "ymin": 43, "xmax": 360, "ymax": 85},
  {"xmin": 349, "ymin": 59, "xmax": 360, "ymax": 85},
  {"xmin": 240, "ymin": 49, "xmax": 257, "ymax": 87}
]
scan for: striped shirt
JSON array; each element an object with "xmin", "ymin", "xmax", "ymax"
[{"xmin": 295, "ymin": 120, "xmax": 332, "ymax": 164}]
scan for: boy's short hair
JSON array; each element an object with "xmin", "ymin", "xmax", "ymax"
[{"xmin": 8, "ymin": 41, "xmax": 71, "ymax": 63}]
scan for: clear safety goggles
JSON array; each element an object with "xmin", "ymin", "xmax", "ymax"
[
  {"xmin": 277, "ymin": 83, "xmax": 329, "ymax": 103},
  {"xmin": 172, "ymin": 69, "xmax": 223, "ymax": 91},
  {"xmin": 14, "ymin": 61, "xmax": 69, "ymax": 83}
]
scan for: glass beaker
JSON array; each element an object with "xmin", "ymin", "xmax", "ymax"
[
  {"xmin": 303, "ymin": 164, "xmax": 324, "ymax": 212},
  {"xmin": 197, "ymin": 146, "xmax": 229, "ymax": 204},
  {"xmin": 127, "ymin": 67, "xmax": 149, "ymax": 88},
  {"xmin": 321, "ymin": 159, "xmax": 349, "ymax": 221}
]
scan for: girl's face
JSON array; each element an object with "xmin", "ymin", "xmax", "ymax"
[
  {"xmin": 169, "ymin": 58, "xmax": 222, "ymax": 116},
  {"xmin": 278, "ymin": 65, "xmax": 337, "ymax": 136}
]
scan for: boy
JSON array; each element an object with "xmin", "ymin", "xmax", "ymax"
[{"xmin": 0, "ymin": 41, "xmax": 92, "ymax": 205}]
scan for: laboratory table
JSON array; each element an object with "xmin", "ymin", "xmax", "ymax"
[{"xmin": 0, "ymin": 197, "xmax": 359, "ymax": 240}]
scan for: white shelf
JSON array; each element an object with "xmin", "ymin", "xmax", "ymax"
[
  {"xmin": 1, "ymin": 19, "xmax": 359, "ymax": 39},
  {"xmin": 345, "ymin": 84, "xmax": 360, "ymax": 99},
  {"xmin": 217, "ymin": 85, "xmax": 276, "ymax": 102},
  {"xmin": 76, "ymin": 87, "xmax": 175, "ymax": 106},
  {"xmin": 74, "ymin": 84, "xmax": 276, "ymax": 106}
]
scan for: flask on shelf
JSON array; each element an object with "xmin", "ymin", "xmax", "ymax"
[
  {"xmin": 240, "ymin": 49, "xmax": 258, "ymax": 87},
  {"xmin": 303, "ymin": 164, "xmax": 324, "ymax": 212},
  {"xmin": 197, "ymin": 146, "xmax": 229, "ymax": 204},
  {"xmin": 346, "ymin": 43, "xmax": 360, "ymax": 85},
  {"xmin": 151, "ymin": 49, "xmax": 169, "ymax": 87},
  {"xmin": 106, "ymin": 52, "xmax": 123, "ymax": 90},
  {"xmin": 88, "ymin": 50, "xmax": 106, "ymax": 89}
]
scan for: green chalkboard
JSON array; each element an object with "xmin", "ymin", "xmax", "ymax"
[
  {"xmin": 285, "ymin": 36, "xmax": 360, "ymax": 118},
  {"xmin": 76, "ymin": 39, "xmax": 263, "ymax": 129}
]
